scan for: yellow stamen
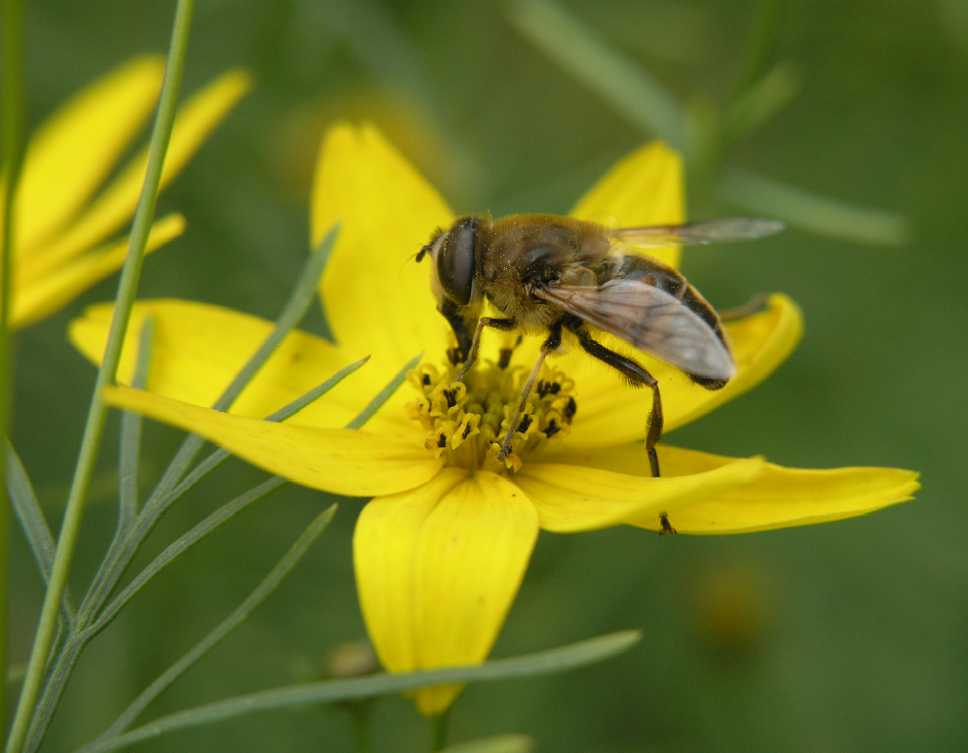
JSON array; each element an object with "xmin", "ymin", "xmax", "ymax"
[{"xmin": 408, "ymin": 358, "xmax": 578, "ymax": 473}]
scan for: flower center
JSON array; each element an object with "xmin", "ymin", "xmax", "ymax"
[{"xmin": 407, "ymin": 358, "xmax": 578, "ymax": 473}]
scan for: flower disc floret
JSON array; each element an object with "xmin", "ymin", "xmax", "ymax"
[{"xmin": 408, "ymin": 359, "xmax": 578, "ymax": 473}]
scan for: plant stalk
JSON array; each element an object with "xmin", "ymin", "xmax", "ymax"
[
  {"xmin": 1, "ymin": 0, "xmax": 26, "ymax": 739},
  {"xmin": 4, "ymin": 2, "xmax": 196, "ymax": 751}
]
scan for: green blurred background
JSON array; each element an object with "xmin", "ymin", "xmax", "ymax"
[{"xmin": 9, "ymin": 0, "xmax": 967, "ymax": 751}]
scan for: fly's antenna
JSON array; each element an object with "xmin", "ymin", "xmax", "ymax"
[{"xmin": 415, "ymin": 227, "xmax": 444, "ymax": 263}]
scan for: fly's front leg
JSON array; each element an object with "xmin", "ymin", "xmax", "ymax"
[
  {"xmin": 456, "ymin": 316, "xmax": 516, "ymax": 379},
  {"xmin": 498, "ymin": 335, "xmax": 524, "ymax": 370},
  {"xmin": 438, "ymin": 299, "xmax": 473, "ymax": 366},
  {"xmin": 497, "ymin": 320, "xmax": 563, "ymax": 460}
]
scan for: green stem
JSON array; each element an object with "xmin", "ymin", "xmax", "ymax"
[
  {"xmin": 4, "ymin": 3, "xmax": 196, "ymax": 752},
  {"xmin": 431, "ymin": 710, "xmax": 451, "ymax": 752},
  {"xmin": 1, "ymin": 0, "xmax": 25, "ymax": 739}
]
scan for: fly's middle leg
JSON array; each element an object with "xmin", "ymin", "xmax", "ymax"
[{"xmin": 497, "ymin": 319, "xmax": 563, "ymax": 460}]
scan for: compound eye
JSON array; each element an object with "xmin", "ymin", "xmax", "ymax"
[{"xmin": 437, "ymin": 219, "xmax": 477, "ymax": 305}]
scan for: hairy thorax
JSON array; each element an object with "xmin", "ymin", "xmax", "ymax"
[{"xmin": 479, "ymin": 214, "xmax": 611, "ymax": 332}]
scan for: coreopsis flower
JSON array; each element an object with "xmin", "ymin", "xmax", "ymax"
[
  {"xmin": 71, "ymin": 124, "xmax": 918, "ymax": 715},
  {"xmin": 2, "ymin": 56, "xmax": 249, "ymax": 328}
]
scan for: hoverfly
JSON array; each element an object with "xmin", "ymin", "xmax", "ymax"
[{"xmin": 416, "ymin": 214, "xmax": 782, "ymax": 477}]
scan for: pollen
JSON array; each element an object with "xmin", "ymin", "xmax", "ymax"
[{"xmin": 407, "ymin": 358, "xmax": 578, "ymax": 473}]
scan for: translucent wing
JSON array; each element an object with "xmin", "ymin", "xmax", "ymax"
[
  {"xmin": 537, "ymin": 279, "xmax": 735, "ymax": 381},
  {"xmin": 611, "ymin": 217, "xmax": 784, "ymax": 248}
]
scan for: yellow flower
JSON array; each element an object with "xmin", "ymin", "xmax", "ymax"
[
  {"xmin": 1, "ymin": 56, "xmax": 249, "ymax": 328},
  {"xmin": 70, "ymin": 124, "xmax": 918, "ymax": 715}
]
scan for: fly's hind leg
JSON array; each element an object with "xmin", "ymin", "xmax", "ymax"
[
  {"xmin": 497, "ymin": 319, "xmax": 564, "ymax": 460},
  {"xmin": 568, "ymin": 322, "xmax": 664, "ymax": 478},
  {"xmin": 719, "ymin": 293, "xmax": 770, "ymax": 322},
  {"xmin": 659, "ymin": 513, "xmax": 677, "ymax": 535}
]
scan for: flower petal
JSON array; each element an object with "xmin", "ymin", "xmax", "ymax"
[
  {"xmin": 353, "ymin": 469, "xmax": 467, "ymax": 673},
  {"xmin": 69, "ymin": 298, "xmax": 366, "ymax": 426},
  {"xmin": 102, "ymin": 386, "xmax": 442, "ymax": 496},
  {"xmin": 354, "ymin": 470, "xmax": 538, "ymax": 715},
  {"xmin": 569, "ymin": 141, "xmax": 684, "ymax": 268},
  {"xmin": 27, "ymin": 70, "xmax": 250, "ymax": 275},
  {"xmin": 13, "ymin": 56, "xmax": 165, "ymax": 252},
  {"xmin": 12, "ymin": 214, "xmax": 184, "ymax": 329},
  {"xmin": 516, "ymin": 456, "xmax": 764, "ymax": 533},
  {"xmin": 542, "ymin": 443, "xmax": 919, "ymax": 534},
  {"xmin": 312, "ymin": 124, "xmax": 454, "ymax": 378},
  {"xmin": 559, "ymin": 293, "xmax": 802, "ymax": 447}
]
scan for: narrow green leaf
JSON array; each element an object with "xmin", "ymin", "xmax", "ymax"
[
  {"xmin": 721, "ymin": 169, "xmax": 910, "ymax": 246},
  {"xmin": 89, "ymin": 477, "xmax": 288, "ymax": 638},
  {"xmin": 79, "ymin": 228, "xmax": 343, "ymax": 625},
  {"xmin": 136, "ymin": 347, "xmax": 397, "ymax": 517},
  {"xmin": 147, "ymin": 222, "xmax": 341, "ymax": 500},
  {"xmin": 267, "ymin": 354, "xmax": 369, "ymax": 423},
  {"xmin": 117, "ymin": 317, "xmax": 155, "ymax": 528},
  {"xmin": 80, "ymin": 317, "xmax": 155, "ymax": 696},
  {"xmin": 507, "ymin": 0, "xmax": 683, "ymax": 146},
  {"xmin": 213, "ymin": 223, "xmax": 342, "ymax": 413},
  {"xmin": 28, "ymin": 475, "xmax": 316, "ymax": 752},
  {"xmin": 440, "ymin": 735, "xmax": 534, "ymax": 753},
  {"xmin": 73, "ymin": 631, "xmax": 641, "ymax": 753},
  {"xmin": 5, "ymin": 444, "xmax": 55, "ymax": 585},
  {"xmin": 91, "ymin": 350, "xmax": 408, "ymax": 635},
  {"xmin": 27, "ymin": 480, "xmax": 297, "ymax": 752},
  {"xmin": 87, "ymin": 317, "xmax": 157, "ymax": 639},
  {"xmin": 5, "ymin": 442, "xmax": 76, "ymax": 624},
  {"xmin": 20, "ymin": 634, "xmax": 82, "ymax": 753},
  {"xmin": 160, "ymin": 354, "xmax": 371, "ymax": 509},
  {"xmin": 98, "ymin": 505, "xmax": 338, "ymax": 738},
  {"xmin": 346, "ymin": 353, "xmax": 420, "ymax": 429}
]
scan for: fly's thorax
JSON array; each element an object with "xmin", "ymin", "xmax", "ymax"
[
  {"xmin": 407, "ymin": 358, "xmax": 578, "ymax": 473},
  {"xmin": 478, "ymin": 214, "xmax": 612, "ymax": 327},
  {"xmin": 484, "ymin": 215, "xmax": 611, "ymax": 284}
]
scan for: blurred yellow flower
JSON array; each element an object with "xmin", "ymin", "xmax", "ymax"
[
  {"xmin": 1, "ymin": 56, "xmax": 249, "ymax": 328},
  {"xmin": 70, "ymin": 124, "xmax": 918, "ymax": 716}
]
